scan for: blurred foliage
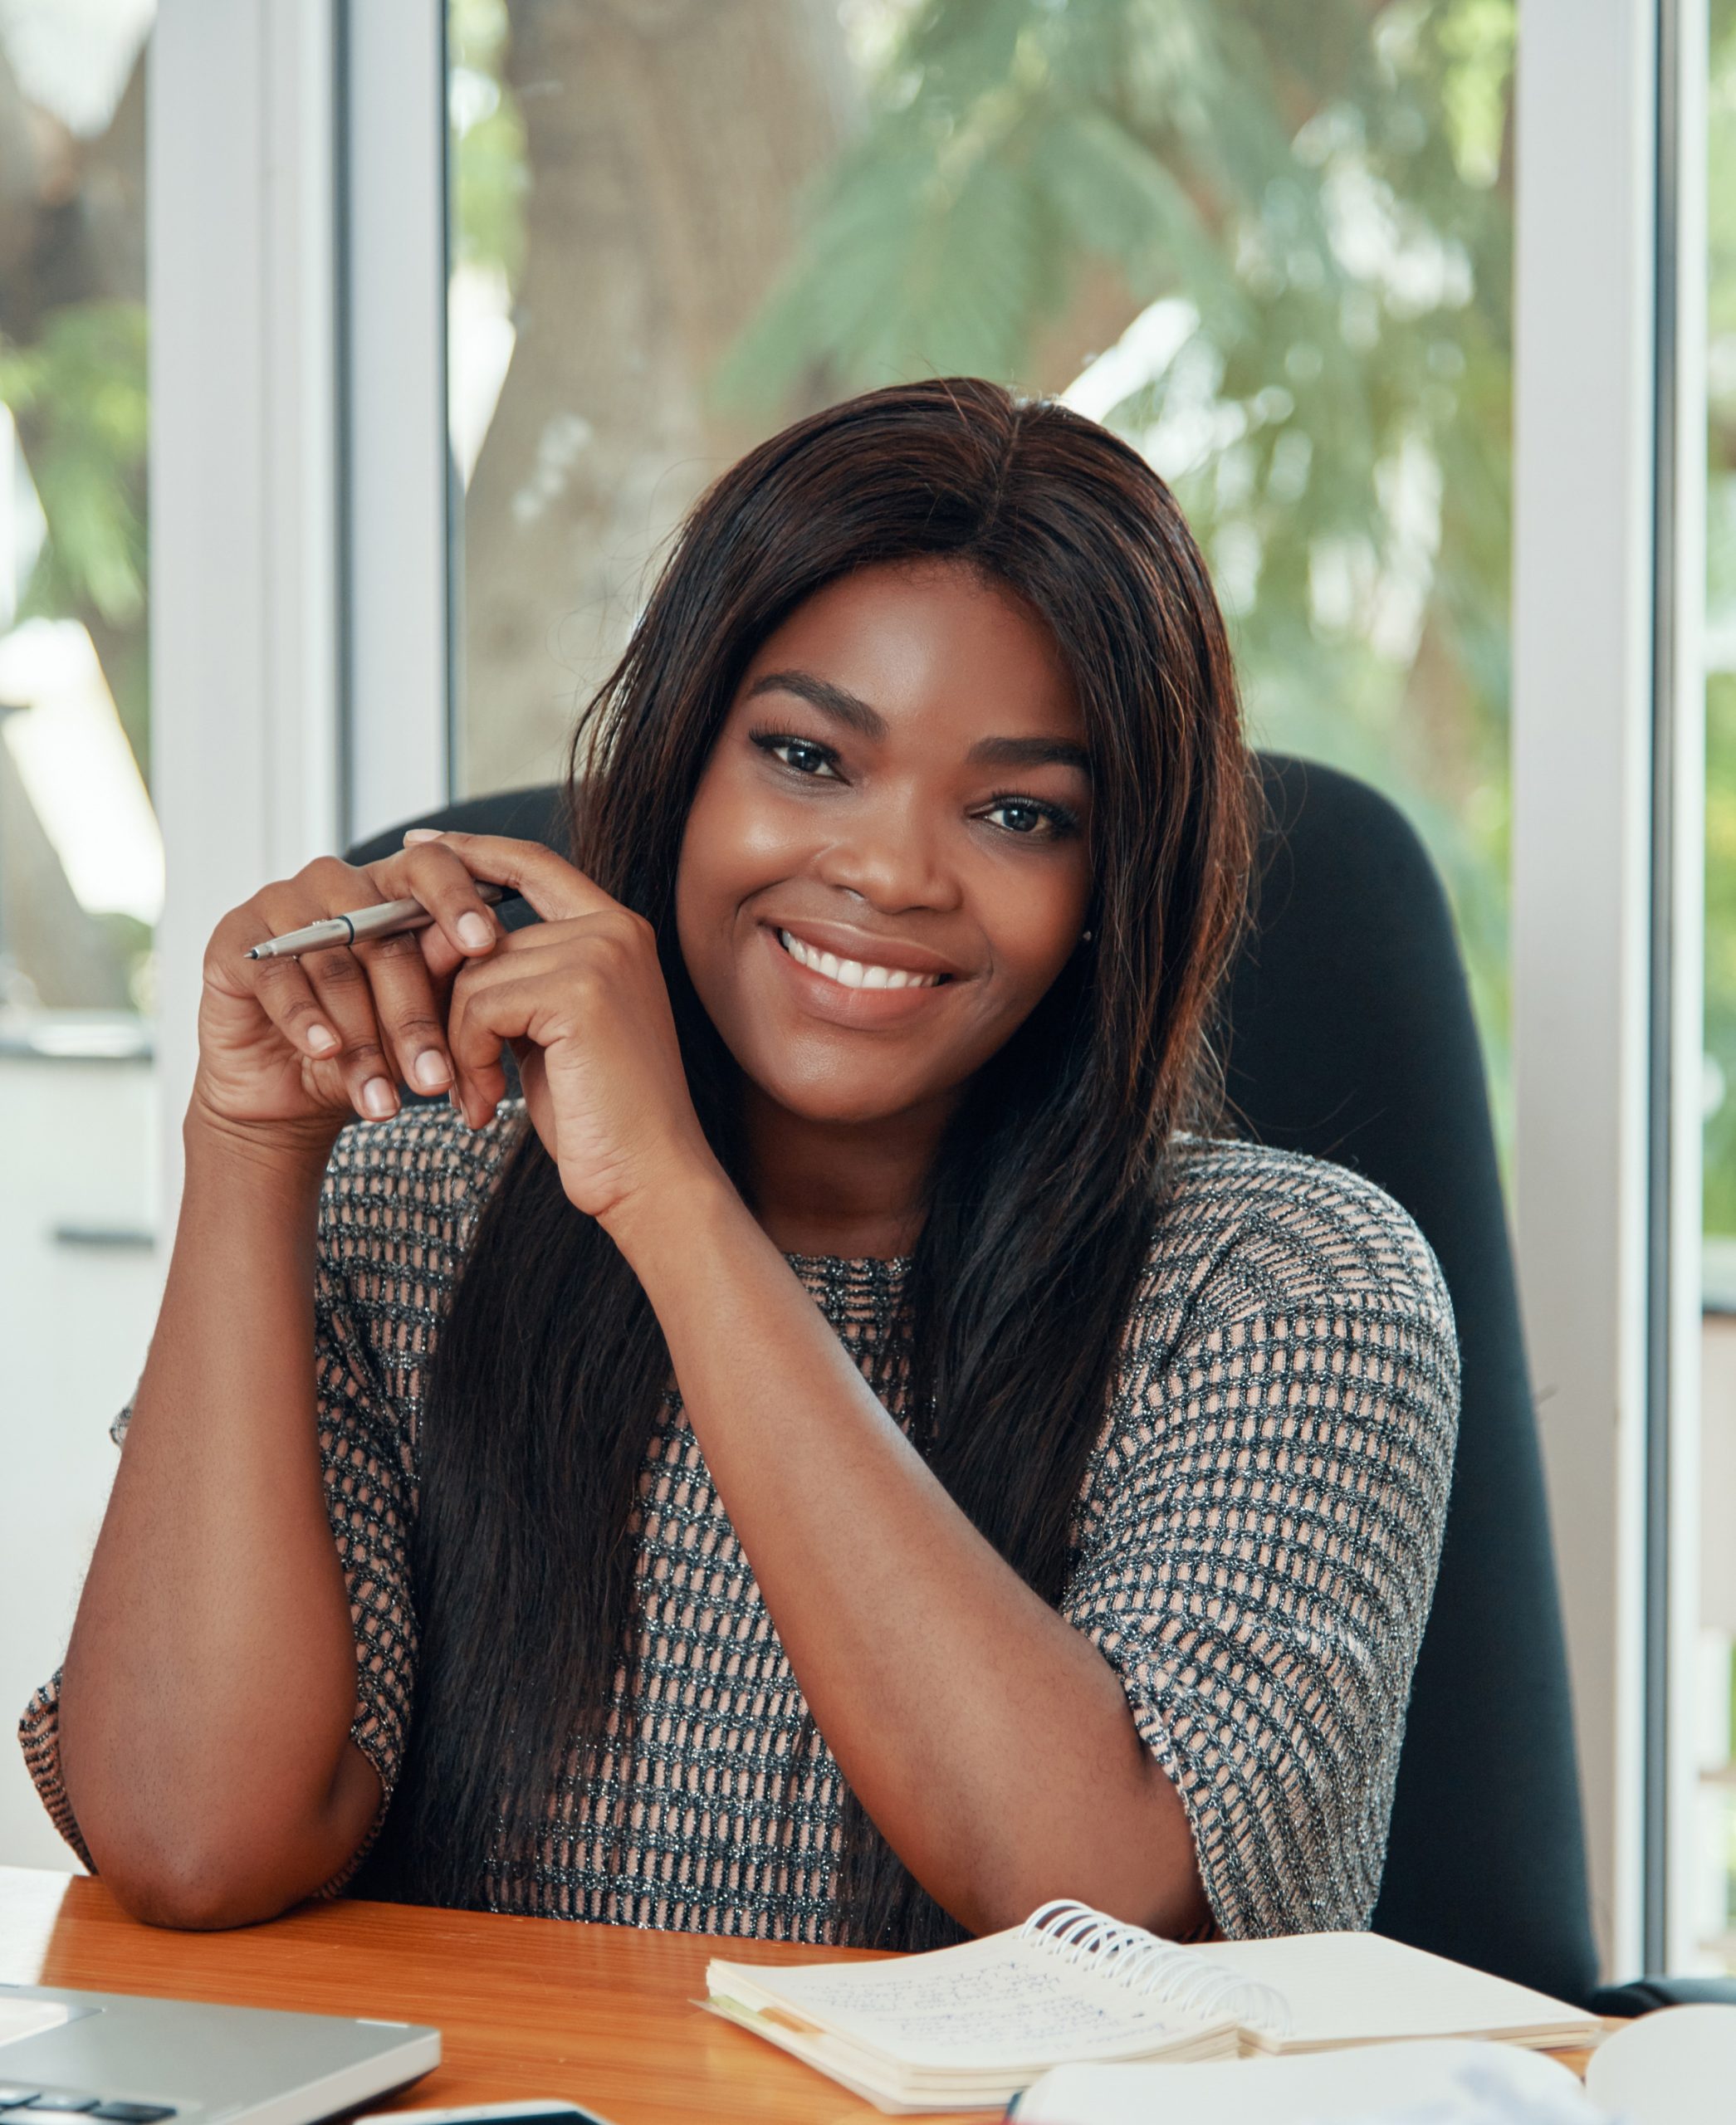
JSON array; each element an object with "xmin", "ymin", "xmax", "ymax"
[
  {"xmin": 1701, "ymin": 0, "xmax": 1736, "ymax": 1233},
  {"xmin": 450, "ymin": 0, "xmax": 529, "ymax": 289},
  {"xmin": 0, "ymin": 302, "xmax": 149, "ymax": 628},
  {"xmin": 721, "ymin": 0, "xmax": 1517, "ymax": 1140}
]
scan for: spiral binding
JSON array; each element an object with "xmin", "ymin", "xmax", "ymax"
[{"xmin": 1019, "ymin": 1900, "xmax": 1292, "ymax": 2038}]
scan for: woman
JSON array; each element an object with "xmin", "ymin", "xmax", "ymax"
[{"xmin": 24, "ymin": 379, "xmax": 1457, "ymax": 1949}]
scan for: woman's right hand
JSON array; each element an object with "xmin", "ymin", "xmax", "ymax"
[{"xmin": 189, "ymin": 843, "xmax": 508, "ymax": 1146}]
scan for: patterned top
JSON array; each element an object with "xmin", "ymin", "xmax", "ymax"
[{"xmin": 21, "ymin": 1102, "xmax": 1459, "ymax": 1942}]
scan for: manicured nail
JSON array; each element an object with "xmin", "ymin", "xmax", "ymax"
[
  {"xmin": 457, "ymin": 912, "xmax": 492, "ymax": 951},
  {"xmin": 403, "ymin": 828, "xmax": 444, "ymax": 844},
  {"xmin": 413, "ymin": 1050, "xmax": 451, "ymax": 1092},
  {"xmin": 360, "ymin": 1077, "xmax": 396, "ymax": 1119},
  {"xmin": 307, "ymin": 1023, "xmax": 340, "ymax": 1055}
]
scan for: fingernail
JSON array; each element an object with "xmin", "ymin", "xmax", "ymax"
[
  {"xmin": 307, "ymin": 1023, "xmax": 340, "ymax": 1055},
  {"xmin": 360, "ymin": 1077, "xmax": 396, "ymax": 1119},
  {"xmin": 457, "ymin": 912, "xmax": 493, "ymax": 951},
  {"xmin": 413, "ymin": 1050, "xmax": 451, "ymax": 1092},
  {"xmin": 403, "ymin": 828, "xmax": 444, "ymax": 844}
]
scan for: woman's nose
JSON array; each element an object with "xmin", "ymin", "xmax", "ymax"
[{"xmin": 812, "ymin": 793, "xmax": 963, "ymax": 915}]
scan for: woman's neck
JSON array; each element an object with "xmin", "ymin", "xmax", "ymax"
[{"xmin": 740, "ymin": 1083, "xmax": 952, "ymax": 1260}]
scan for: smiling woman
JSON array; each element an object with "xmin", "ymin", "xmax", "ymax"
[
  {"xmin": 23, "ymin": 380, "xmax": 1458, "ymax": 1955},
  {"xmin": 679, "ymin": 565, "xmax": 1095, "ymax": 1219}
]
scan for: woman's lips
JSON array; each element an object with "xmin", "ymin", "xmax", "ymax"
[
  {"xmin": 760, "ymin": 923, "xmax": 957, "ymax": 1025},
  {"xmin": 772, "ymin": 916, "xmax": 963, "ymax": 979}
]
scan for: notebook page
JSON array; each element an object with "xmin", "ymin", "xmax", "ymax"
[
  {"xmin": 1014, "ymin": 2039, "xmax": 1590, "ymax": 2124},
  {"xmin": 708, "ymin": 1932, "xmax": 1228, "ymax": 2074},
  {"xmin": 1183, "ymin": 1933, "xmax": 1602, "ymax": 2046}
]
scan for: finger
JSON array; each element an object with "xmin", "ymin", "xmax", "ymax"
[
  {"xmin": 416, "ymin": 917, "xmax": 470, "ymax": 986},
  {"xmin": 299, "ymin": 943, "xmax": 400, "ymax": 1120},
  {"xmin": 237, "ymin": 872, "xmax": 387, "ymax": 1062},
  {"xmin": 443, "ymin": 932, "xmax": 620, "ymax": 1127},
  {"xmin": 445, "ymin": 965, "xmax": 555, "ymax": 1129},
  {"xmin": 351, "ymin": 926, "xmax": 455, "ymax": 1095},
  {"xmin": 407, "ymin": 829, "xmax": 618, "ymax": 926},
  {"xmin": 210, "ymin": 857, "xmax": 375, "ymax": 1004},
  {"xmin": 245, "ymin": 951, "xmax": 344, "ymax": 1062},
  {"xmin": 350, "ymin": 833, "xmax": 509, "ymax": 960}
]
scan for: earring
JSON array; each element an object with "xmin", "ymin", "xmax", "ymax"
[{"xmin": 1080, "ymin": 930, "xmax": 1094, "ymax": 945}]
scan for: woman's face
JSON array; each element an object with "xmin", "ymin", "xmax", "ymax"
[{"xmin": 675, "ymin": 559, "xmax": 1094, "ymax": 1129}]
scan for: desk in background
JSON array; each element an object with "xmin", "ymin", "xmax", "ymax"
[{"xmin": 0, "ymin": 1867, "xmax": 1611, "ymax": 2123}]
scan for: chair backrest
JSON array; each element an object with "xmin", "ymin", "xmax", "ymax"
[
  {"xmin": 1222, "ymin": 755, "xmax": 1597, "ymax": 2002},
  {"xmin": 351, "ymin": 752, "xmax": 1599, "ymax": 2002}
]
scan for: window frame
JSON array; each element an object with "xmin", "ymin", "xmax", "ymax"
[{"xmin": 149, "ymin": 0, "xmax": 1714, "ymax": 1978}]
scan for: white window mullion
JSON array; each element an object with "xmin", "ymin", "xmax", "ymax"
[
  {"xmin": 1511, "ymin": 0, "xmax": 1661, "ymax": 1981},
  {"xmin": 340, "ymin": 0, "xmax": 452, "ymax": 846},
  {"xmin": 149, "ymin": 0, "xmax": 341, "ymax": 1226},
  {"xmin": 1656, "ymin": 0, "xmax": 1709, "ymax": 1979}
]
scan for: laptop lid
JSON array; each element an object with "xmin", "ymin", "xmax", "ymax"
[{"xmin": 0, "ymin": 1983, "xmax": 438, "ymax": 2125}]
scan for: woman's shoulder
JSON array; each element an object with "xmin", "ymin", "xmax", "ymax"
[
  {"xmin": 1146, "ymin": 1134, "xmax": 1455, "ymax": 1337},
  {"xmin": 320, "ymin": 1097, "xmax": 529, "ymax": 1273}
]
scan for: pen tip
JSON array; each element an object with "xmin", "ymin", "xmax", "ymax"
[{"xmin": 244, "ymin": 946, "xmax": 263, "ymax": 960}]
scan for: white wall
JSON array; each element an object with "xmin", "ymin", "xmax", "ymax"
[{"xmin": 0, "ymin": 1043, "xmax": 162, "ymax": 1867}]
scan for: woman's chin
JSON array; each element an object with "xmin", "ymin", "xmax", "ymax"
[{"xmin": 739, "ymin": 1062, "xmax": 958, "ymax": 1134}]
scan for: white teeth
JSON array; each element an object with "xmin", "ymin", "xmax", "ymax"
[{"xmin": 778, "ymin": 930, "xmax": 941, "ymax": 991}]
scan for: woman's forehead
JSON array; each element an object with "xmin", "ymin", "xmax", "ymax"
[{"xmin": 737, "ymin": 561, "xmax": 1083, "ymax": 740}]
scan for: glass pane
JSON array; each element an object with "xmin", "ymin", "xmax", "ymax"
[
  {"xmin": 1698, "ymin": 0, "xmax": 1736, "ymax": 1978},
  {"xmin": 449, "ymin": 0, "xmax": 1513, "ymax": 1133},
  {"xmin": 0, "ymin": 2, "xmax": 159, "ymax": 1866}
]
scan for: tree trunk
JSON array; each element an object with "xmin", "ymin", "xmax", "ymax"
[{"xmin": 458, "ymin": 0, "xmax": 853, "ymax": 796}]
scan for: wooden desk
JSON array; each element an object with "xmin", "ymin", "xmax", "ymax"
[
  {"xmin": 0, "ymin": 1867, "xmax": 1607, "ymax": 2123},
  {"xmin": 0, "ymin": 1865, "xmax": 960, "ymax": 2124}
]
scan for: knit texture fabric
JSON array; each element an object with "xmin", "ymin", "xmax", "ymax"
[{"xmin": 21, "ymin": 1101, "xmax": 1458, "ymax": 1941}]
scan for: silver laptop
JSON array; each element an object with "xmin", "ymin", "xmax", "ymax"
[{"xmin": 0, "ymin": 1982, "xmax": 438, "ymax": 2125}]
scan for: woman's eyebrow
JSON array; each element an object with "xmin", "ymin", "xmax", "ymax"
[
  {"xmin": 745, "ymin": 670, "xmax": 1091, "ymax": 776},
  {"xmin": 746, "ymin": 670, "xmax": 886, "ymax": 740}
]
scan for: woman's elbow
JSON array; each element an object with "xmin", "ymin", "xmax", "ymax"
[
  {"xmin": 103, "ymin": 1854, "xmax": 279, "ymax": 1931},
  {"xmin": 78, "ymin": 1796, "xmax": 336, "ymax": 1931},
  {"xmin": 62, "ymin": 1734, "xmax": 377, "ymax": 1931}
]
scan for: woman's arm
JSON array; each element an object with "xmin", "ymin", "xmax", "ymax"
[
  {"xmin": 56, "ymin": 841, "xmax": 504, "ymax": 1927},
  {"xmin": 56, "ymin": 1115, "xmax": 382, "ymax": 1927},
  {"xmin": 602, "ymin": 1170, "xmax": 1210, "ymax": 1942}
]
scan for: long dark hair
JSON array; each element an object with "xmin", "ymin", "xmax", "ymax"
[{"xmin": 362, "ymin": 379, "xmax": 1254, "ymax": 1947}]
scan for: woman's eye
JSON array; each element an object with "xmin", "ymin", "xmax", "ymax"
[
  {"xmin": 983, "ymin": 799, "xmax": 1068, "ymax": 839},
  {"xmin": 754, "ymin": 732, "xmax": 841, "ymax": 779}
]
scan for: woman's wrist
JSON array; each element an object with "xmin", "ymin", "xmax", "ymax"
[
  {"xmin": 598, "ymin": 1152, "xmax": 750, "ymax": 1285},
  {"xmin": 183, "ymin": 1094, "xmax": 343, "ymax": 1202}
]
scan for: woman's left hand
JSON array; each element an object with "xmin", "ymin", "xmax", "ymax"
[{"xmin": 406, "ymin": 830, "xmax": 721, "ymax": 1229}]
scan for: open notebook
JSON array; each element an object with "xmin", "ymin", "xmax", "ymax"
[{"xmin": 703, "ymin": 1900, "xmax": 1606, "ymax": 2114}]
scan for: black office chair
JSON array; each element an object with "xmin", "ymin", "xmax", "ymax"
[{"xmin": 350, "ymin": 755, "xmax": 1734, "ymax": 2013}]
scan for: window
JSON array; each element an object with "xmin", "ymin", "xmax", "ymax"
[
  {"xmin": 1695, "ymin": 0, "xmax": 1736, "ymax": 1978},
  {"xmin": 0, "ymin": 0, "xmax": 159, "ymax": 1867},
  {"xmin": 446, "ymin": 0, "xmax": 1516, "ymax": 1131}
]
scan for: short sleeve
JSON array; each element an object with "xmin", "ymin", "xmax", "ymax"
[
  {"xmin": 1060, "ymin": 1142, "xmax": 1460, "ymax": 1939},
  {"xmin": 17, "ymin": 1103, "xmax": 524, "ymax": 1887}
]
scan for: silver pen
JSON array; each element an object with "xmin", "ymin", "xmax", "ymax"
[{"xmin": 245, "ymin": 882, "xmax": 525, "ymax": 960}]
